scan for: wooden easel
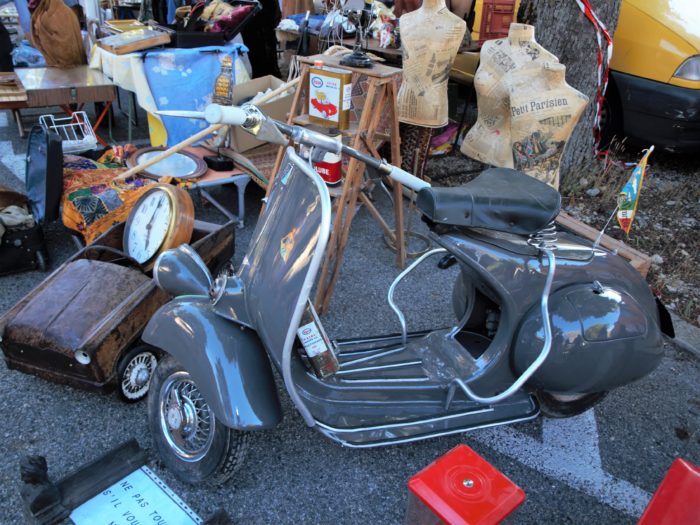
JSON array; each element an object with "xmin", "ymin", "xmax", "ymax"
[{"xmin": 269, "ymin": 54, "xmax": 405, "ymax": 314}]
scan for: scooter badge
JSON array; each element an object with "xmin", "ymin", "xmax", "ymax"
[
  {"xmin": 280, "ymin": 228, "xmax": 298, "ymax": 263},
  {"xmin": 280, "ymin": 163, "xmax": 293, "ymax": 185}
]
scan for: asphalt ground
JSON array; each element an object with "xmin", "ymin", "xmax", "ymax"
[{"xmin": 0, "ymin": 102, "xmax": 699, "ymax": 524}]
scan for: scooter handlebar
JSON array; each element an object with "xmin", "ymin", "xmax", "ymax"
[
  {"xmin": 386, "ymin": 165, "xmax": 431, "ymax": 192},
  {"xmin": 207, "ymin": 105, "xmax": 430, "ymax": 192},
  {"xmin": 276, "ymin": 122, "xmax": 431, "ymax": 192},
  {"xmin": 204, "ymin": 104, "xmax": 248, "ymax": 126}
]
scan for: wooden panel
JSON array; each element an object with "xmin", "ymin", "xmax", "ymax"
[
  {"xmin": 555, "ymin": 211, "xmax": 651, "ymax": 277},
  {"xmin": 300, "ymin": 54, "xmax": 402, "ymax": 79},
  {"xmin": 104, "ymin": 19, "xmax": 145, "ymax": 33},
  {"xmin": 16, "ymin": 66, "xmax": 116, "ymax": 107},
  {"xmin": 0, "ymin": 72, "xmax": 27, "ymax": 103},
  {"xmin": 97, "ymin": 29, "xmax": 171, "ymax": 55},
  {"xmin": 480, "ymin": 1, "xmax": 517, "ymax": 41}
]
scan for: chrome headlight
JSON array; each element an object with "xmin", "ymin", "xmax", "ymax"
[
  {"xmin": 74, "ymin": 349, "xmax": 91, "ymax": 365},
  {"xmin": 209, "ymin": 262, "xmax": 235, "ymax": 303},
  {"xmin": 153, "ymin": 245, "xmax": 213, "ymax": 297},
  {"xmin": 674, "ymin": 55, "xmax": 700, "ymax": 81}
]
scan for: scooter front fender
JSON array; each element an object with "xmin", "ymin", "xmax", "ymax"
[{"xmin": 142, "ymin": 296, "xmax": 282, "ymax": 430}]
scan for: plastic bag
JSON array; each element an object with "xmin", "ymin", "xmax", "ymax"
[{"xmin": 12, "ymin": 40, "xmax": 47, "ymax": 67}]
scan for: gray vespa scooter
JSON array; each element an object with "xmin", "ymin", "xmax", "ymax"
[{"xmin": 141, "ymin": 104, "xmax": 672, "ymax": 485}]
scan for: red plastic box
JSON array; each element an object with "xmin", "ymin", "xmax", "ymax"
[
  {"xmin": 638, "ymin": 458, "xmax": 700, "ymax": 525},
  {"xmin": 406, "ymin": 444, "xmax": 525, "ymax": 525}
]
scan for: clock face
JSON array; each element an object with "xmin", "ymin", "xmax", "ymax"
[{"xmin": 125, "ymin": 189, "xmax": 173, "ymax": 264}]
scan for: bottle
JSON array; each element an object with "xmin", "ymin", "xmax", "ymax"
[
  {"xmin": 296, "ymin": 302, "xmax": 339, "ymax": 378},
  {"xmin": 212, "ymin": 55, "xmax": 234, "ymax": 106}
]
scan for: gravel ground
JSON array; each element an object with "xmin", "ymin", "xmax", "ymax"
[{"xmin": 0, "ymin": 103, "xmax": 699, "ymax": 524}]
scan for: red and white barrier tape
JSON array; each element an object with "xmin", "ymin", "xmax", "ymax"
[{"xmin": 573, "ymin": 0, "xmax": 613, "ymax": 147}]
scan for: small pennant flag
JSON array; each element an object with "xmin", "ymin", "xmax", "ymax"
[{"xmin": 617, "ymin": 146, "xmax": 654, "ymax": 235}]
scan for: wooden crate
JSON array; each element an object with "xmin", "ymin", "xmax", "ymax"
[
  {"xmin": 105, "ymin": 19, "xmax": 145, "ymax": 33},
  {"xmin": 556, "ymin": 211, "xmax": 651, "ymax": 277},
  {"xmin": 97, "ymin": 28, "xmax": 171, "ymax": 55},
  {"xmin": 0, "ymin": 72, "xmax": 27, "ymax": 103}
]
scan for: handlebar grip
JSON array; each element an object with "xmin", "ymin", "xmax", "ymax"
[
  {"xmin": 388, "ymin": 165, "xmax": 431, "ymax": 192},
  {"xmin": 204, "ymin": 104, "xmax": 247, "ymax": 126}
]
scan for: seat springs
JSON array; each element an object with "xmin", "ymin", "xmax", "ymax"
[{"xmin": 528, "ymin": 221, "xmax": 558, "ymax": 251}]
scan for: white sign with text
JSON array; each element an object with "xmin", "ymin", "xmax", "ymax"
[{"xmin": 70, "ymin": 466, "xmax": 201, "ymax": 525}]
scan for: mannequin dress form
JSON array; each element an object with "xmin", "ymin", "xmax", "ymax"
[
  {"xmin": 397, "ymin": 0, "xmax": 466, "ymax": 127},
  {"xmin": 461, "ymin": 23, "xmax": 558, "ymax": 167},
  {"xmin": 509, "ymin": 62, "xmax": 588, "ymax": 188}
]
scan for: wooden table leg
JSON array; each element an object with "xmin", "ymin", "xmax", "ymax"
[
  {"xmin": 268, "ymin": 66, "xmax": 309, "ymax": 196},
  {"xmin": 358, "ymin": 191, "xmax": 395, "ymax": 240},
  {"xmin": 389, "ymin": 78, "xmax": 405, "ymax": 269},
  {"xmin": 314, "ymin": 80, "xmax": 380, "ymax": 313},
  {"xmin": 92, "ymin": 101, "xmax": 112, "ymax": 147},
  {"xmin": 12, "ymin": 109, "xmax": 24, "ymax": 138},
  {"xmin": 359, "ymin": 82, "xmax": 405, "ymax": 269}
]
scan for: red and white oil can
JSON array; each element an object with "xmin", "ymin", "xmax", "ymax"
[{"xmin": 312, "ymin": 129, "xmax": 343, "ymax": 185}]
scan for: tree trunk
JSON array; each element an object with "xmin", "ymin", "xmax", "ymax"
[{"xmin": 517, "ymin": 0, "xmax": 621, "ymax": 185}]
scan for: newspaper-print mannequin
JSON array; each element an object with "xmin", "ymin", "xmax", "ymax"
[
  {"xmin": 461, "ymin": 23, "xmax": 558, "ymax": 167},
  {"xmin": 509, "ymin": 62, "xmax": 588, "ymax": 188},
  {"xmin": 397, "ymin": 0, "xmax": 466, "ymax": 127}
]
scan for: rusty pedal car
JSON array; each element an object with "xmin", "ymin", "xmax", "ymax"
[{"xmin": 0, "ymin": 193, "xmax": 235, "ymax": 402}]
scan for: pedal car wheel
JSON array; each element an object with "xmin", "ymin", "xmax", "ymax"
[
  {"xmin": 117, "ymin": 345, "xmax": 159, "ymax": 402},
  {"xmin": 148, "ymin": 355, "xmax": 249, "ymax": 486},
  {"xmin": 537, "ymin": 391, "xmax": 608, "ymax": 418}
]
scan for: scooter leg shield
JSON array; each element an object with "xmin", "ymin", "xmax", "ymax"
[{"xmin": 142, "ymin": 296, "xmax": 282, "ymax": 430}]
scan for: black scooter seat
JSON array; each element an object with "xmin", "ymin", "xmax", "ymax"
[{"xmin": 416, "ymin": 168, "xmax": 561, "ymax": 235}]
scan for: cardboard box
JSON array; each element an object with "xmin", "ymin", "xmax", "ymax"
[{"xmin": 230, "ymin": 75, "xmax": 294, "ymax": 153}]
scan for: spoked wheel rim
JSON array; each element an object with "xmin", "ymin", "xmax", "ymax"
[
  {"xmin": 121, "ymin": 351, "xmax": 158, "ymax": 400},
  {"xmin": 159, "ymin": 371, "xmax": 215, "ymax": 462}
]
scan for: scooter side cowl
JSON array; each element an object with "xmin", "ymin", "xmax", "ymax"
[{"xmin": 513, "ymin": 282, "xmax": 665, "ymax": 394}]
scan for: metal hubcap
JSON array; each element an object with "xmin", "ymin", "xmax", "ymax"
[
  {"xmin": 166, "ymin": 406, "xmax": 183, "ymax": 430},
  {"xmin": 159, "ymin": 372, "xmax": 215, "ymax": 462},
  {"xmin": 133, "ymin": 368, "xmax": 150, "ymax": 387},
  {"xmin": 121, "ymin": 352, "xmax": 157, "ymax": 399}
]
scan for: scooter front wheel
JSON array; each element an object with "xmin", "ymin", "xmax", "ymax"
[{"xmin": 147, "ymin": 354, "xmax": 249, "ymax": 486}]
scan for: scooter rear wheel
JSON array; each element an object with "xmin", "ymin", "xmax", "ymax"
[
  {"xmin": 536, "ymin": 391, "xmax": 608, "ymax": 418},
  {"xmin": 148, "ymin": 355, "xmax": 249, "ymax": 486}
]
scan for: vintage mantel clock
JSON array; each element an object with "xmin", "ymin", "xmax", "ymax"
[{"xmin": 123, "ymin": 184, "xmax": 195, "ymax": 267}]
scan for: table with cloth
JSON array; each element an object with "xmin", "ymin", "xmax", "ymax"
[{"xmin": 89, "ymin": 43, "xmax": 250, "ymax": 147}]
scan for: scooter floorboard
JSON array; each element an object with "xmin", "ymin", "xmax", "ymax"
[
  {"xmin": 297, "ymin": 331, "xmax": 539, "ymax": 446},
  {"xmin": 313, "ymin": 392, "xmax": 539, "ymax": 448},
  {"xmin": 333, "ymin": 330, "xmax": 490, "ymax": 383}
]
